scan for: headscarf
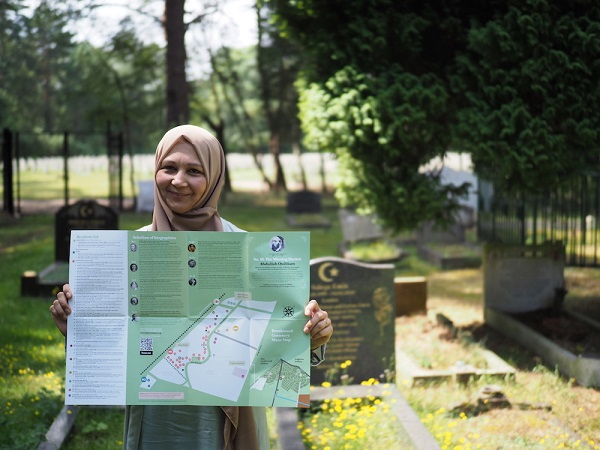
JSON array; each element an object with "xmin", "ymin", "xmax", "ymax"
[{"xmin": 151, "ymin": 125, "xmax": 225, "ymax": 232}]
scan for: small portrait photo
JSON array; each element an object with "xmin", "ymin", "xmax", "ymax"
[
  {"xmin": 130, "ymin": 281, "xmax": 139, "ymax": 290},
  {"xmin": 130, "ymin": 263, "xmax": 138, "ymax": 272},
  {"xmin": 188, "ymin": 259, "xmax": 196, "ymax": 268},
  {"xmin": 131, "ymin": 313, "xmax": 138, "ymax": 322},
  {"xmin": 270, "ymin": 235, "xmax": 284, "ymax": 252},
  {"xmin": 188, "ymin": 243, "xmax": 196, "ymax": 252},
  {"xmin": 130, "ymin": 243, "xmax": 137, "ymax": 252},
  {"xmin": 188, "ymin": 277, "xmax": 197, "ymax": 286},
  {"xmin": 130, "ymin": 297, "xmax": 139, "ymax": 305}
]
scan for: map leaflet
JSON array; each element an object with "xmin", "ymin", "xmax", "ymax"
[{"xmin": 65, "ymin": 230, "xmax": 311, "ymax": 408}]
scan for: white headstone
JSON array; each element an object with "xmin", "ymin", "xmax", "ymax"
[{"xmin": 484, "ymin": 244, "xmax": 565, "ymax": 313}]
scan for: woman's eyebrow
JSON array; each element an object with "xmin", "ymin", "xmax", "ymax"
[{"xmin": 161, "ymin": 158, "xmax": 203, "ymax": 168}]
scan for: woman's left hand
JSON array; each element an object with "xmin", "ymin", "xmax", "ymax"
[{"xmin": 304, "ymin": 299, "xmax": 333, "ymax": 350}]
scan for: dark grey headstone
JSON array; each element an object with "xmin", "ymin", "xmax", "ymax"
[
  {"xmin": 54, "ymin": 200, "xmax": 118, "ymax": 261},
  {"xmin": 310, "ymin": 257, "xmax": 396, "ymax": 385},
  {"xmin": 286, "ymin": 190, "xmax": 322, "ymax": 214}
]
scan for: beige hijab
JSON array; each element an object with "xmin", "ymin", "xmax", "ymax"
[
  {"xmin": 150, "ymin": 125, "xmax": 260, "ymax": 449},
  {"xmin": 151, "ymin": 124, "xmax": 225, "ymax": 232}
]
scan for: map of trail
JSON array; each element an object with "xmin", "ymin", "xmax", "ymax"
[
  {"xmin": 251, "ymin": 359, "xmax": 311, "ymax": 408},
  {"xmin": 138, "ymin": 296, "xmax": 309, "ymax": 406}
]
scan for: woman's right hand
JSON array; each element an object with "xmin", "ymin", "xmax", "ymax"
[{"xmin": 50, "ymin": 284, "xmax": 72, "ymax": 337}]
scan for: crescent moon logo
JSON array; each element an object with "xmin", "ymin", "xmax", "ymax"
[
  {"xmin": 79, "ymin": 204, "xmax": 93, "ymax": 218},
  {"xmin": 317, "ymin": 262, "xmax": 335, "ymax": 282}
]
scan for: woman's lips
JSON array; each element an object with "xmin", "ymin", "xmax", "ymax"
[{"xmin": 167, "ymin": 190, "xmax": 188, "ymax": 197}]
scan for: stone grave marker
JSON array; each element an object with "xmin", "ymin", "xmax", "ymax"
[
  {"xmin": 55, "ymin": 199, "xmax": 119, "ymax": 261},
  {"xmin": 22, "ymin": 199, "xmax": 119, "ymax": 297},
  {"xmin": 310, "ymin": 256, "xmax": 396, "ymax": 385},
  {"xmin": 286, "ymin": 190, "xmax": 330, "ymax": 228},
  {"xmin": 136, "ymin": 180, "xmax": 154, "ymax": 213},
  {"xmin": 338, "ymin": 209, "xmax": 383, "ymax": 243},
  {"xmin": 416, "ymin": 220, "xmax": 466, "ymax": 245},
  {"xmin": 484, "ymin": 243, "xmax": 565, "ymax": 313}
]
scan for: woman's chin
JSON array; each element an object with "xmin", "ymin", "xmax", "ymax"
[{"xmin": 166, "ymin": 200, "xmax": 192, "ymax": 214}]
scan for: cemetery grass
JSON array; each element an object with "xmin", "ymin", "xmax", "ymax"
[
  {"xmin": 399, "ymin": 267, "xmax": 600, "ymax": 449},
  {"xmin": 0, "ymin": 192, "xmax": 342, "ymax": 450},
  {"xmin": 1, "ymin": 195, "xmax": 600, "ymax": 449}
]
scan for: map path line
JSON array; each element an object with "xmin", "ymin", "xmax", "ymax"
[{"xmin": 139, "ymin": 296, "xmax": 230, "ymax": 375}]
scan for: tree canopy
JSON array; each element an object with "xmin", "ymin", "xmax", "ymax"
[
  {"xmin": 269, "ymin": 0, "xmax": 600, "ymax": 231},
  {"xmin": 454, "ymin": 0, "xmax": 600, "ymax": 193},
  {"xmin": 270, "ymin": 0, "xmax": 474, "ymax": 230},
  {"xmin": 4, "ymin": 0, "xmax": 600, "ymax": 227}
]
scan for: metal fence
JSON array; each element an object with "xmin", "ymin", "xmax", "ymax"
[
  {"xmin": 478, "ymin": 174, "xmax": 600, "ymax": 267},
  {"xmin": 1, "ymin": 127, "xmax": 124, "ymax": 214}
]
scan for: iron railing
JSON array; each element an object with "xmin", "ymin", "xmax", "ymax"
[{"xmin": 478, "ymin": 175, "xmax": 600, "ymax": 267}]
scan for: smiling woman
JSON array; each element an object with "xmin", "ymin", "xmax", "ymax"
[
  {"xmin": 48, "ymin": 124, "xmax": 334, "ymax": 450},
  {"xmin": 155, "ymin": 140, "xmax": 209, "ymax": 214}
]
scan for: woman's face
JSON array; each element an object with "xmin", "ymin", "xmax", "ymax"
[{"xmin": 156, "ymin": 140, "xmax": 208, "ymax": 214}]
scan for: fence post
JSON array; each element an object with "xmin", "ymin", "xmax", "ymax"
[
  {"xmin": 63, "ymin": 131, "xmax": 69, "ymax": 206},
  {"xmin": 2, "ymin": 128, "xmax": 15, "ymax": 215}
]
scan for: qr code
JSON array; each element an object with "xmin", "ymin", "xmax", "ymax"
[{"xmin": 140, "ymin": 337, "xmax": 153, "ymax": 352}]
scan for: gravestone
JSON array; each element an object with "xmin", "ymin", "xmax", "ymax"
[
  {"xmin": 55, "ymin": 199, "xmax": 118, "ymax": 261},
  {"xmin": 136, "ymin": 180, "xmax": 154, "ymax": 213},
  {"xmin": 286, "ymin": 190, "xmax": 330, "ymax": 228},
  {"xmin": 287, "ymin": 190, "xmax": 322, "ymax": 214},
  {"xmin": 310, "ymin": 256, "xmax": 396, "ymax": 385},
  {"xmin": 22, "ymin": 199, "xmax": 119, "ymax": 297},
  {"xmin": 416, "ymin": 220, "xmax": 466, "ymax": 245},
  {"xmin": 484, "ymin": 243, "xmax": 565, "ymax": 313},
  {"xmin": 338, "ymin": 209, "xmax": 383, "ymax": 243}
]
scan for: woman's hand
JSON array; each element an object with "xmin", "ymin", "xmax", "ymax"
[
  {"xmin": 50, "ymin": 284, "xmax": 72, "ymax": 337},
  {"xmin": 304, "ymin": 299, "xmax": 333, "ymax": 350}
]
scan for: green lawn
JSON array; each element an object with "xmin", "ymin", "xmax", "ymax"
[
  {"xmin": 2, "ymin": 188, "xmax": 600, "ymax": 450},
  {"xmin": 0, "ymin": 191, "xmax": 345, "ymax": 450}
]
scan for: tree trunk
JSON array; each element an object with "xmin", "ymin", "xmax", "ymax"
[
  {"xmin": 202, "ymin": 116, "xmax": 232, "ymax": 193},
  {"xmin": 320, "ymin": 151, "xmax": 328, "ymax": 194},
  {"xmin": 256, "ymin": 2, "xmax": 286, "ymax": 193},
  {"xmin": 292, "ymin": 140, "xmax": 307, "ymax": 190},
  {"xmin": 164, "ymin": 0, "xmax": 189, "ymax": 127},
  {"xmin": 209, "ymin": 48, "xmax": 273, "ymax": 190}
]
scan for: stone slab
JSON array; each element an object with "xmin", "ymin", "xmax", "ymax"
[
  {"xmin": 38, "ymin": 405, "xmax": 80, "ymax": 450},
  {"xmin": 485, "ymin": 307, "xmax": 600, "ymax": 387},
  {"xmin": 275, "ymin": 407, "xmax": 305, "ymax": 450}
]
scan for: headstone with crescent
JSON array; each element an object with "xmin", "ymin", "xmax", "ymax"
[
  {"xmin": 310, "ymin": 256, "xmax": 396, "ymax": 385},
  {"xmin": 54, "ymin": 199, "xmax": 118, "ymax": 261}
]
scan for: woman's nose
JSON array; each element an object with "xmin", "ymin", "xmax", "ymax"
[{"xmin": 172, "ymin": 171, "xmax": 187, "ymax": 186}]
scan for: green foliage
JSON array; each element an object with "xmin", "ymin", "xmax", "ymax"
[
  {"xmin": 273, "ymin": 0, "xmax": 600, "ymax": 231},
  {"xmin": 192, "ymin": 46, "xmax": 269, "ymax": 154},
  {"xmin": 272, "ymin": 0, "xmax": 475, "ymax": 232},
  {"xmin": 299, "ymin": 66, "xmax": 469, "ymax": 231},
  {"xmin": 0, "ymin": 1, "xmax": 75, "ymax": 131},
  {"xmin": 66, "ymin": 30, "xmax": 166, "ymax": 154},
  {"xmin": 1, "ymin": 4, "xmax": 164, "ymax": 156},
  {"xmin": 454, "ymin": 0, "xmax": 600, "ymax": 192}
]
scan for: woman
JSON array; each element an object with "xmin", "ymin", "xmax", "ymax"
[{"xmin": 50, "ymin": 125, "xmax": 334, "ymax": 449}]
